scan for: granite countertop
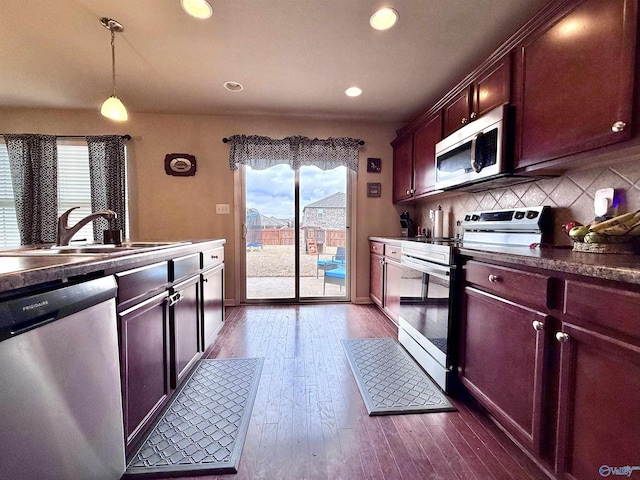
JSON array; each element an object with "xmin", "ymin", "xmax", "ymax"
[
  {"xmin": 0, "ymin": 239, "xmax": 226, "ymax": 294},
  {"xmin": 369, "ymin": 236, "xmax": 640, "ymax": 286}
]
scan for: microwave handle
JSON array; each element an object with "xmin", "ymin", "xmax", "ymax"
[{"xmin": 470, "ymin": 131, "xmax": 485, "ymax": 173}]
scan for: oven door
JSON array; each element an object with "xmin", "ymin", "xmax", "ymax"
[{"xmin": 398, "ymin": 255, "xmax": 453, "ymax": 386}]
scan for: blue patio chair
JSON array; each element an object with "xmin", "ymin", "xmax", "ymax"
[
  {"xmin": 316, "ymin": 246, "xmax": 346, "ymax": 278},
  {"xmin": 323, "ymin": 265, "xmax": 346, "ymax": 294}
]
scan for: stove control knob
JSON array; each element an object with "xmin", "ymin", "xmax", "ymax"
[
  {"xmin": 464, "ymin": 215, "xmax": 471, "ymax": 221},
  {"xmin": 515, "ymin": 211, "xmax": 525, "ymax": 220},
  {"xmin": 471, "ymin": 215, "xmax": 480, "ymax": 221},
  {"xmin": 526, "ymin": 210, "xmax": 539, "ymax": 219}
]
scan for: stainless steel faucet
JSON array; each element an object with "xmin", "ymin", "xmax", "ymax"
[{"xmin": 56, "ymin": 207, "xmax": 117, "ymax": 246}]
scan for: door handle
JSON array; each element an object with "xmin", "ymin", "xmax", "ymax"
[{"xmin": 168, "ymin": 291, "xmax": 183, "ymax": 307}]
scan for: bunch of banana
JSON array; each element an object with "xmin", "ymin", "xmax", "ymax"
[{"xmin": 582, "ymin": 210, "xmax": 640, "ymax": 243}]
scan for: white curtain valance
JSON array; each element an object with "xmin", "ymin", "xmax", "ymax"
[{"xmin": 227, "ymin": 135, "xmax": 362, "ymax": 172}]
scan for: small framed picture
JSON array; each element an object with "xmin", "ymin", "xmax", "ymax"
[
  {"xmin": 367, "ymin": 182, "xmax": 381, "ymax": 197},
  {"xmin": 367, "ymin": 157, "xmax": 382, "ymax": 173}
]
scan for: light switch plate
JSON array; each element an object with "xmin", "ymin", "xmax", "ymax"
[{"xmin": 215, "ymin": 204, "xmax": 230, "ymax": 214}]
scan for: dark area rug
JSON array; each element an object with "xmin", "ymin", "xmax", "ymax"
[
  {"xmin": 125, "ymin": 357, "xmax": 263, "ymax": 477},
  {"xmin": 342, "ymin": 337, "xmax": 455, "ymax": 415}
]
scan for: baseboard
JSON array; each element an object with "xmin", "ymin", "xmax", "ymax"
[{"xmin": 353, "ymin": 296, "xmax": 374, "ymax": 305}]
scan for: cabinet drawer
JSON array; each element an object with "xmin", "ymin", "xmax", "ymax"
[
  {"xmin": 116, "ymin": 262, "xmax": 168, "ymax": 311},
  {"xmin": 370, "ymin": 241, "xmax": 384, "ymax": 255},
  {"xmin": 384, "ymin": 243, "xmax": 402, "ymax": 261},
  {"xmin": 564, "ymin": 280, "xmax": 640, "ymax": 340},
  {"xmin": 464, "ymin": 260, "xmax": 549, "ymax": 310},
  {"xmin": 170, "ymin": 253, "xmax": 200, "ymax": 282},
  {"xmin": 201, "ymin": 247, "xmax": 224, "ymax": 269}
]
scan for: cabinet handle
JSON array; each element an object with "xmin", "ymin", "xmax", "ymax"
[
  {"xmin": 461, "ymin": 117, "xmax": 468, "ymax": 125},
  {"xmin": 379, "ymin": 258, "xmax": 384, "ymax": 264},
  {"xmin": 470, "ymin": 112, "xmax": 477, "ymax": 119},
  {"xmin": 406, "ymin": 190, "xmax": 410, "ymax": 195},
  {"xmin": 555, "ymin": 332, "xmax": 570, "ymax": 343},
  {"xmin": 612, "ymin": 121, "xmax": 627, "ymax": 133},
  {"xmin": 390, "ymin": 250, "xmax": 397, "ymax": 254},
  {"xmin": 488, "ymin": 274, "xmax": 500, "ymax": 283},
  {"xmin": 211, "ymin": 255, "xmax": 218, "ymax": 259},
  {"xmin": 532, "ymin": 320, "xmax": 544, "ymax": 331},
  {"xmin": 169, "ymin": 291, "xmax": 183, "ymax": 307}
]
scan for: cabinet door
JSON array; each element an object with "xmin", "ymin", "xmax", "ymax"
[
  {"xmin": 515, "ymin": 0, "xmax": 637, "ymax": 169},
  {"xmin": 201, "ymin": 264, "xmax": 224, "ymax": 353},
  {"xmin": 119, "ymin": 292, "xmax": 169, "ymax": 450},
  {"xmin": 369, "ymin": 251, "xmax": 384, "ymax": 307},
  {"xmin": 170, "ymin": 276, "xmax": 201, "ymax": 388},
  {"xmin": 443, "ymin": 86, "xmax": 473, "ymax": 137},
  {"xmin": 461, "ymin": 287, "xmax": 548, "ymax": 454},
  {"xmin": 473, "ymin": 54, "xmax": 511, "ymax": 119},
  {"xmin": 383, "ymin": 258, "xmax": 402, "ymax": 323},
  {"xmin": 555, "ymin": 323, "xmax": 640, "ymax": 479},
  {"xmin": 392, "ymin": 133, "xmax": 414, "ymax": 203},
  {"xmin": 412, "ymin": 113, "xmax": 442, "ymax": 197}
]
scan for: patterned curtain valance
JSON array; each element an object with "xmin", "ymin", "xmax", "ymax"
[{"xmin": 226, "ymin": 135, "xmax": 362, "ymax": 172}]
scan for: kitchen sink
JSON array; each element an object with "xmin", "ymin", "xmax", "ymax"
[{"xmin": 0, "ymin": 241, "xmax": 190, "ymax": 256}]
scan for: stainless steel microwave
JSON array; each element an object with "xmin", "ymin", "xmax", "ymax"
[{"xmin": 435, "ymin": 104, "xmax": 510, "ymax": 190}]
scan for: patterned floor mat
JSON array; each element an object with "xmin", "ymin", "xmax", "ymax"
[
  {"xmin": 125, "ymin": 357, "xmax": 263, "ymax": 477},
  {"xmin": 342, "ymin": 338, "xmax": 455, "ymax": 415}
]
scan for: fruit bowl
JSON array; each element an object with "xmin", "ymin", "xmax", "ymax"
[{"xmin": 563, "ymin": 211, "xmax": 640, "ymax": 255}]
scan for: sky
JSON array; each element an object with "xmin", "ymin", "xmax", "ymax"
[{"xmin": 245, "ymin": 165, "xmax": 346, "ymax": 221}]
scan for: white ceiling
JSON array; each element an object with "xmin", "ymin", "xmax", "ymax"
[{"xmin": 0, "ymin": 0, "xmax": 549, "ymax": 123}]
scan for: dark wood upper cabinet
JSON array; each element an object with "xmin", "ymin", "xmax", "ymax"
[
  {"xmin": 473, "ymin": 54, "xmax": 511, "ymax": 119},
  {"xmin": 443, "ymin": 87, "xmax": 473, "ymax": 137},
  {"xmin": 391, "ymin": 132, "xmax": 414, "ymax": 203},
  {"xmin": 412, "ymin": 112, "xmax": 442, "ymax": 197},
  {"xmin": 443, "ymin": 55, "xmax": 511, "ymax": 138},
  {"xmin": 514, "ymin": 0, "xmax": 637, "ymax": 169}
]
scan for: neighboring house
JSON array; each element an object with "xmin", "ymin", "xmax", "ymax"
[
  {"xmin": 259, "ymin": 214, "xmax": 290, "ymax": 228},
  {"xmin": 302, "ymin": 192, "xmax": 345, "ymax": 230}
]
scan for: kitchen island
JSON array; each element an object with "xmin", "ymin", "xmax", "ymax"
[{"xmin": 0, "ymin": 239, "xmax": 226, "ymax": 472}]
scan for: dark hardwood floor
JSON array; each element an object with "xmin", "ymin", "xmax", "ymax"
[{"xmin": 173, "ymin": 303, "xmax": 550, "ymax": 480}]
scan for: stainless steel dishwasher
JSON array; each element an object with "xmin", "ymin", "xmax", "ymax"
[{"xmin": 0, "ymin": 276, "xmax": 126, "ymax": 480}]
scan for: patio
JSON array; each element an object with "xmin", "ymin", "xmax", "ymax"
[{"xmin": 246, "ymin": 245, "xmax": 346, "ymax": 298}]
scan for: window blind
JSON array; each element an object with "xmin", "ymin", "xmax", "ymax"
[
  {"xmin": 57, "ymin": 141, "xmax": 95, "ymax": 243},
  {"xmin": 0, "ymin": 143, "xmax": 20, "ymax": 247}
]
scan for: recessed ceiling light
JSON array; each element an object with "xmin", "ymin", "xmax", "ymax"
[
  {"xmin": 181, "ymin": 0, "xmax": 213, "ymax": 19},
  {"xmin": 370, "ymin": 7, "xmax": 398, "ymax": 31},
  {"xmin": 224, "ymin": 81, "xmax": 244, "ymax": 92},
  {"xmin": 345, "ymin": 87, "xmax": 363, "ymax": 97}
]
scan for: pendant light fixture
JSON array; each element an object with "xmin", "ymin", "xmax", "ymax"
[
  {"xmin": 181, "ymin": 0, "xmax": 213, "ymax": 19},
  {"xmin": 100, "ymin": 17, "xmax": 128, "ymax": 121}
]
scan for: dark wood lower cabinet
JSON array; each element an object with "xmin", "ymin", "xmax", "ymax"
[
  {"xmin": 369, "ymin": 250, "xmax": 384, "ymax": 308},
  {"xmin": 383, "ymin": 257, "xmax": 401, "ymax": 323},
  {"xmin": 555, "ymin": 322, "xmax": 640, "ymax": 480},
  {"xmin": 460, "ymin": 287, "xmax": 548, "ymax": 455},
  {"xmin": 170, "ymin": 276, "xmax": 201, "ymax": 389},
  {"xmin": 201, "ymin": 264, "xmax": 224, "ymax": 352},
  {"xmin": 119, "ymin": 291, "xmax": 169, "ymax": 450}
]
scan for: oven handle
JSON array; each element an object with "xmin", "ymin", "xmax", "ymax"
[{"xmin": 401, "ymin": 254, "xmax": 451, "ymax": 279}]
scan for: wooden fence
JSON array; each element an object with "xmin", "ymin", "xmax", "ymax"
[{"xmin": 252, "ymin": 228, "xmax": 345, "ymax": 247}]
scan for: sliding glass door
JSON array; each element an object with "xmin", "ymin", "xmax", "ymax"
[{"xmin": 242, "ymin": 164, "xmax": 349, "ymax": 302}]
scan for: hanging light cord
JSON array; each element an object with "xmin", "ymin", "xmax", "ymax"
[{"xmin": 110, "ymin": 26, "xmax": 117, "ymax": 97}]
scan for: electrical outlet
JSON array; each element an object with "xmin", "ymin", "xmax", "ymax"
[{"xmin": 215, "ymin": 204, "xmax": 230, "ymax": 214}]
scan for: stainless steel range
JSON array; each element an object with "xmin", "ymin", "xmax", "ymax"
[{"xmin": 397, "ymin": 206, "xmax": 551, "ymax": 393}]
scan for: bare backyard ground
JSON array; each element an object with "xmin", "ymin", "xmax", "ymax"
[{"xmin": 246, "ymin": 244, "xmax": 341, "ymax": 277}]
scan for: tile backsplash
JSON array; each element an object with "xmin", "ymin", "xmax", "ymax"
[{"xmin": 416, "ymin": 158, "xmax": 640, "ymax": 246}]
